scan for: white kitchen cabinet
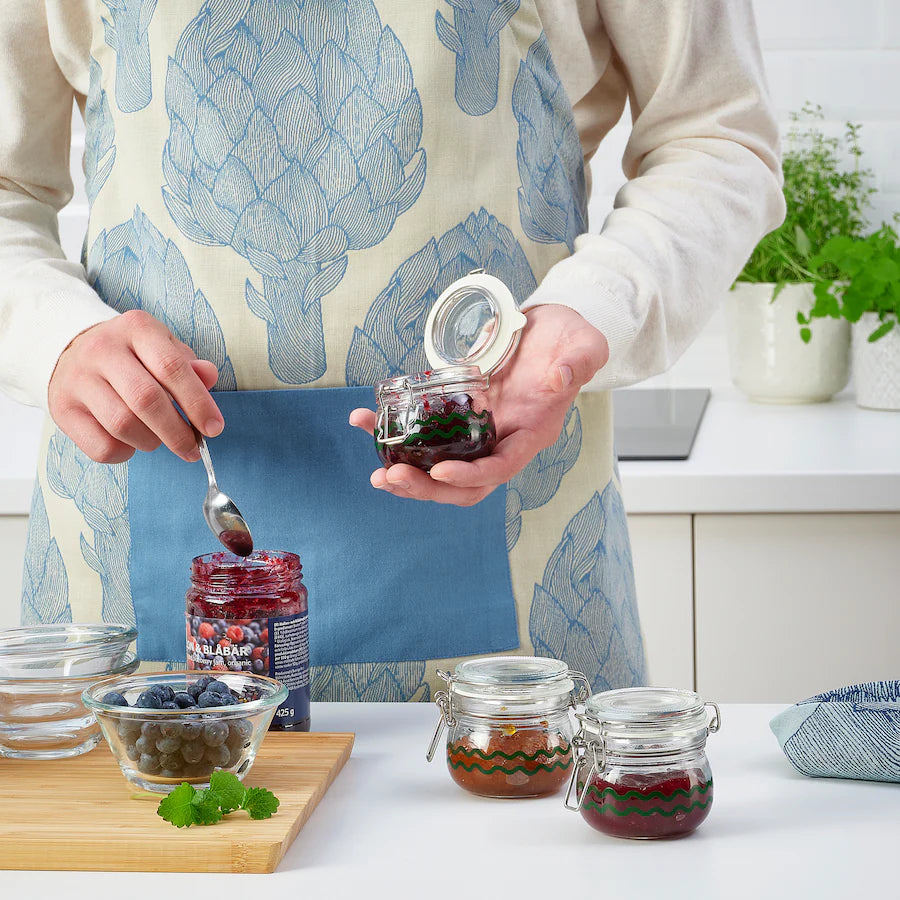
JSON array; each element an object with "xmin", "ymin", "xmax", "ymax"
[
  {"xmin": 694, "ymin": 513, "xmax": 900, "ymax": 703},
  {"xmin": 627, "ymin": 514, "xmax": 694, "ymax": 689},
  {"xmin": 0, "ymin": 515, "xmax": 28, "ymax": 628}
]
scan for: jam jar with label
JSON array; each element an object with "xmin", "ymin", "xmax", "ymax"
[
  {"xmin": 426, "ymin": 656, "xmax": 589, "ymax": 799},
  {"xmin": 564, "ymin": 687, "xmax": 721, "ymax": 838},
  {"xmin": 374, "ymin": 271, "xmax": 526, "ymax": 472},
  {"xmin": 186, "ymin": 550, "xmax": 310, "ymax": 731}
]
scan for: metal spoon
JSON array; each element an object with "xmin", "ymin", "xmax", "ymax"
[{"xmin": 192, "ymin": 426, "xmax": 254, "ymax": 557}]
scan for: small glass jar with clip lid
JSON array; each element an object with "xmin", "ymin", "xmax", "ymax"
[
  {"xmin": 564, "ymin": 687, "xmax": 721, "ymax": 839},
  {"xmin": 426, "ymin": 656, "xmax": 589, "ymax": 799},
  {"xmin": 375, "ymin": 271, "xmax": 526, "ymax": 472}
]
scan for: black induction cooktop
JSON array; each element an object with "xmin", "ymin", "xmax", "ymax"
[{"xmin": 612, "ymin": 388, "xmax": 710, "ymax": 461}]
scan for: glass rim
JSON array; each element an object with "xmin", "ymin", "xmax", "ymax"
[
  {"xmin": 375, "ymin": 365, "xmax": 489, "ymax": 394},
  {"xmin": 584, "ymin": 687, "xmax": 707, "ymax": 727},
  {"xmin": 82, "ymin": 670, "xmax": 289, "ymax": 716},
  {"xmin": 0, "ymin": 649, "xmax": 139, "ymax": 684},
  {"xmin": 0, "ymin": 623, "xmax": 137, "ymax": 656}
]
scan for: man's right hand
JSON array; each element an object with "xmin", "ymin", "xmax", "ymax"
[{"xmin": 48, "ymin": 310, "xmax": 224, "ymax": 464}]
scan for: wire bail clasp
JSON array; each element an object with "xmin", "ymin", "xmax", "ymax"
[
  {"xmin": 426, "ymin": 670, "xmax": 455, "ymax": 762},
  {"xmin": 564, "ymin": 723, "xmax": 606, "ymax": 812},
  {"xmin": 376, "ymin": 377, "xmax": 416, "ymax": 446},
  {"xmin": 705, "ymin": 700, "xmax": 722, "ymax": 734}
]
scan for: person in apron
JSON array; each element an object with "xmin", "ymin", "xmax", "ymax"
[{"xmin": 3, "ymin": 2, "xmax": 785, "ymax": 701}]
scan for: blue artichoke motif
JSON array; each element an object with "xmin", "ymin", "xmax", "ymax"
[
  {"xmin": 21, "ymin": 483, "xmax": 71, "ymax": 626},
  {"xmin": 346, "ymin": 207, "xmax": 536, "ymax": 386},
  {"xmin": 529, "ymin": 483, "xmax": 645, "ymax": 691},
  {"xmin": 513, "ymin": 33, "xmax": 587, "ymax": 251},
  {"xmin": 312, "ymin": 662, "xmax": 430, "ymax": 702},
  {"xmin": 45, "ymin": 431, "xmax": 134, "ymax": 628},
  {"xmin": 85, "ymin": 58, "xmax": 117, "ymax": 204},
  {"xmin": 506, "ymin": 405, "xmax": 582, "ymax": 550},
  {"xmin": 435, "ymin": 0, "xmax": 520, "ymax": 116},
  {"xmin": 162, "ymin": 0, "xmax": 427, "ymax": 385},
  {"xmin": 101, "ymin": 0, "xmax": 158, "ymax": 113},
  {"xmin": 88, "ymin": 207, "xmax": 237, "ymax": 391}
]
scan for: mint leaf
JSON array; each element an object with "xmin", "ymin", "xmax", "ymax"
[
  {"xmin": 157, "ymin": 783, "xmax": 199, "ymax": 828},
  {"xmin": 191, "ymin": 789, "xmax": 224, "ymax": 826},
  {"xmin": 242, "ymin": 787, "xmax": 280, "ymax": 820},
  {"xmin": 209, "ymin": 771, "xmax": 246, "ymax": 815}
]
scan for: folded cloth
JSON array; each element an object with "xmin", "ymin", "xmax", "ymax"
[{"xmin": 770, "ymin": 681, "xmax": 900, "ymax": 783}]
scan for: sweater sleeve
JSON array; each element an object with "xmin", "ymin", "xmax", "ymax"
[
  {"xmin": 0, "ymin": 0, "xmax": 118, "ymax": 411},
  {"xmin": 522, "ymin": 0, "xmax": 786, "ymax": 388}
]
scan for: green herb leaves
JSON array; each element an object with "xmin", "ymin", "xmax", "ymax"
[
  {"xmin": 738, "ymin": 103, "xmax": 875, "ymax": 286},
  {"xmin": 157, "ymin": 772, "xmax": 280, "ymax": 828},
  {"xmin": 798, "ymin": 225, "xmax": 900, "ymax": 343}
]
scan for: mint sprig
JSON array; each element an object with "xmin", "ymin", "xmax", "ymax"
[{"xmin": 156, "ymin": 773, "xmax": 280, "ymax": 827}]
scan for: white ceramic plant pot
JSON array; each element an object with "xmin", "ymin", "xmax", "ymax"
[
  {"xmin": 852, "ymin": 313, "xmax": 900, "ymax": 411},
  {"xmin": 725, "ymin": 283, "xmax": 850, "ymax": 403}
]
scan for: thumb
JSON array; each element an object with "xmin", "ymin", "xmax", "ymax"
[{"xmin": 548, "ymin": 325, "xmax": 609, "ymax": 393}]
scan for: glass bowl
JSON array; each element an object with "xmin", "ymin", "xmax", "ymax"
[
  {"xmin": 0, "ymin": 624, "xmax": 137, "ymax": 678},
  {"xmin": 82, "ymin": 671, "xmax": 289, "ymax": 793},
  {"xmin": 0, "ymin": 650, "xmax": 139, "ymax": 760}
]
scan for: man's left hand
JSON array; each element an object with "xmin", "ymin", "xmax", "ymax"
[{"xmin": 348, "ymin": 304, "xmax": 609, "ymax": 506}]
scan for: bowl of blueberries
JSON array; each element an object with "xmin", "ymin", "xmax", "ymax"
[{"xmin": 82, "ymin": 671, "xmax": 288, "ymax": 792}]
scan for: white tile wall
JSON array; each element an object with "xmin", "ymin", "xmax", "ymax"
[
  {"xmin": 60, "ymin": 2, "xmax": 900, "ymax": 261},
  {"xmin": 589, "ymin": 1, "xmax": 900, "ymax": 234}
]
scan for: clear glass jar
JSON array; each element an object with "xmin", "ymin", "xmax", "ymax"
[
  {"xmin": 565, "ymin": 687, "xmax": 721, "ymax": 838},
  {"xmin": 185, "ymin": 550, "xmax": 310, "ymax": 732},
  {"xmin": 375, "ymin": 366, "xmax": 496, "ymax": 471},
  {"xmin": 426, "ymin": 656, "xmax": 589, "ymax": 799}
]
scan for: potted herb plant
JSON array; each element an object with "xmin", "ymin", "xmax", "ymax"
[
  {"xmin": 726, "ymin": 105, "xmax": 873, "ymax": 403},
  {"xmin": 799, "ymin": 224, "xmax": 900, "ymax": 410}
]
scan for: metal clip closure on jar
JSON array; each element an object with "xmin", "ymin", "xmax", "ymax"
[
  {"xmin": 426, "ymin": 656, "xmax": 590, "ymax": 799},
  {"xmin": 374, "ymin": 271, "xmax": 526, "ymax": 472},
  {"xmin": 564, "ymin": 687, "xmax": 721, "ymax": 839}
]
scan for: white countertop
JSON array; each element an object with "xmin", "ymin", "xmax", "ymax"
[
  {"xmin": 5, "ymin": 701, "xmax": 899, "ymax": 898},
  {"xmin": 2, "ymin": 311, "xmax": 899, "ymax": 515}
]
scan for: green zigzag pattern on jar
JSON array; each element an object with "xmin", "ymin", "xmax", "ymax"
[
  {"xmin": 447, "ymin": 744, "xmax": 572, "ymax": 775},
  {"xmin": 581, "ymin": 779, "xmax": 714, "ymax": 817},
  {"xmin": 376, "ymin": 408, "xmax": 492, "ymax": 448}
]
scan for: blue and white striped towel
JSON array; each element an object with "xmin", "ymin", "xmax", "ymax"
[{"xmin": 770, "ymin": 681, "xmax": 900, "ymax": 783}]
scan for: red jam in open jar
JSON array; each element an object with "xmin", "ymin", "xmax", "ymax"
[
  {"xmin": 186, "ymin": 550, "xmax": 310, "ymax": 731},
  {"xmin": 375, "ymin": 368, "xmax": 496, "ymax": 472},
  {"xmin": 566, "ymin": 687, "xmax": 720, "ymax": 839}
]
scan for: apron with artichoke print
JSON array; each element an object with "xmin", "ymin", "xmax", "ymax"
[{"xmin": 22, "ymin": 0, "xmax": 646, "ymax": 700}]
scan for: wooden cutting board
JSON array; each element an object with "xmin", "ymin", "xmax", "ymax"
[{"xmin": 0, "ymin": 731, "xmax": 354, "ymax": 874}]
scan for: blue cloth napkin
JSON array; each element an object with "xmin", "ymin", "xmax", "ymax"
[{"xmin": 770, "ymin": 681, "xmax": 900, "ymax": 783}]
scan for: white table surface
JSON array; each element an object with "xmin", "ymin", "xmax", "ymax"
[{"xmin": 5, "ymin": 701, "xmax": 899, "ymax": 898}]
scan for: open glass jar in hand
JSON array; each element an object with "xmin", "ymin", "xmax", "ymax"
[
  {"xmin": 426, "ymin": 656, "xmax": 589, "ymax": 799},
  {"xmin": 565, "ymin": 687, "xmax": 721, "ymax": 839},
  {"xmin": 375, "ymin": 272, "xmax": 526, "ymax": 472}
]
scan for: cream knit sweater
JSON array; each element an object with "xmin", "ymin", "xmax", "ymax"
[{"xmin": 0, "ymin": 0, "xmax": 784, "ymax": 410}]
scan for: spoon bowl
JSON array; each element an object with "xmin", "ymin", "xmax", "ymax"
[{"xmin": 194, "ymin": 428, "xmax": 254, "ymax": 556}]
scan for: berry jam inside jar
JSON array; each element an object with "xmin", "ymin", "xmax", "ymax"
[
  {"xmin": 565, "ymin": 687, "xmax": 720, "ymax": 839},
  {"xmin": 373, "ymin": 271, "xmax": 526, "ymax": 474},
  {"xmin": 375, "ymin": 369, "xmax": 497, "ymax": 472},
  {"xmin": 426, "ymin": 656, "xmax": 589, "ymax": 799},
  {"xmin": 186, "ymin": 551, "xmax": 310, "ymax": 731}
]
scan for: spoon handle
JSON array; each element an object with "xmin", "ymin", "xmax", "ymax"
[{"xmin": 192, "ymin": 425, "xmax": 217, "ymax": 489}]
